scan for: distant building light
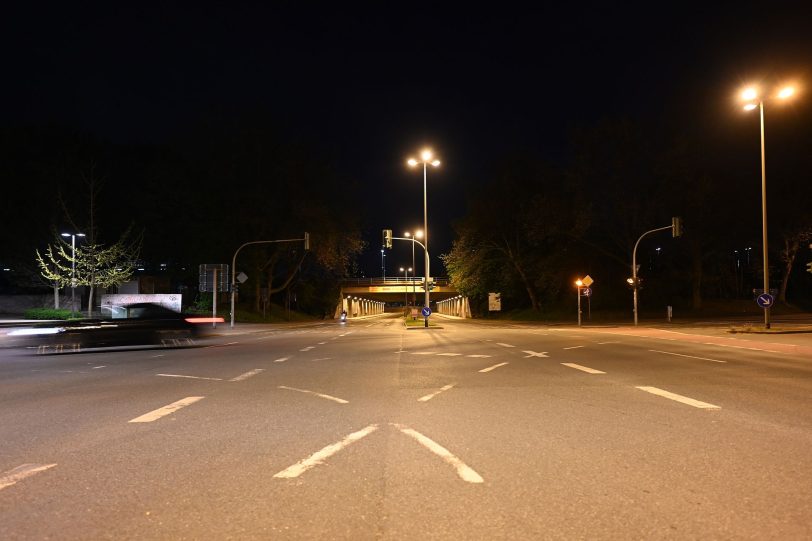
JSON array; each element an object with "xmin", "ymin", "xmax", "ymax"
[
  {"xmin": 137, "ymin": 268, "xmax": 145, "ymax": 271},
  {"xmin": 2, "ymin": 268, "xmax": 11, "ymax": 271}
]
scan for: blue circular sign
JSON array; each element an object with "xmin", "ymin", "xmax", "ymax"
[
  {"xmin": 582, "ymin": 287, "xmax": 592, "ymax": 297},
  {"xmin": 421, "ymin": 306, "xmax": 432, "ymax": 317},
  {"xmin": 756, "ymin": 293, "xmax": 774, "ymax": 309}
]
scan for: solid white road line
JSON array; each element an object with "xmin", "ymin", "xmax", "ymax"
[
  {"xmin": 0, "ymin": 463, "xmax": 57, "ymax": 491},
  {"xmin": 495, "ymin": 343, "xmax": 515, "ymax": 348},
  {"xmin": 230, "ymin": 368, "xmax": 265, "ymax": 382},
  {"xmin": 128, "ymin": 396, "xmax": 205, "ymax": 423},
  {"xmin": 157, "ymin": 374, "xmax": 223, "ymax": 381},
  {"xmin": 561, "ymin": 363, "xmax": 606, "ymax": 374},
  {"xmin": 636, "ymin": 386, "xmax": 721, "ymax": 409},
  {"xmin": 649, "ymin": 349, "xmax": 727, "ymax": 363},
  {"xmin": 278, "ymin": 386, "xmax": 349, "ymax": 404},
  {"xmin": 418, "ymin": 384, "xmax": 456, "ymax": 402},
  {"xmin": 479, "ymin": 362, "xmax": 509, "ymax": 373},
  {"xmin": 273, "ymin": 424, "xmax": 379, "ymax": 479},
  {"xmin": 702, "ymin": 342, "xmax": 780, "ymax": 354},
  {"xmin": 273, "ymin": 357, "xmax": 290, "ymax": 363},
  {"xmin": 393, "ymin": 424, "xmax": 484, "ymax": 484},
  {"xmin": 563, "ymin": 346, "xmax": 584, "ymax": 350}
]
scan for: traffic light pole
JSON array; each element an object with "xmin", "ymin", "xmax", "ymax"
[{"xmin": 631, "ymin": 222, "xmax": 680, "ymax": 326}]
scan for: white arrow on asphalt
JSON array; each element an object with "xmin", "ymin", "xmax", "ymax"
[{"xmin": 523, "ymin": 350, "xmax": 549, "ymax": 358}]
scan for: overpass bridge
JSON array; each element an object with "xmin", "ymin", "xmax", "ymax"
[{"xmin": 337, "ymin": 277, "xmax": 471, "ymax": 319}]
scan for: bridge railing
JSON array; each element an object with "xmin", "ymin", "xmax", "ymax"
[{"xmin": 341, "ymin": 277, "xmax": 450, "ymax": 286}]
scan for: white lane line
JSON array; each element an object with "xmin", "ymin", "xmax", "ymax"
[
  {"xmin": 418, "ymin": 384, "xmax": 456, "ymax": 402},
  {"xmin": 311, "ymin": 357, "xmax": 332, "ymax": 362},
  {"xmin": 318, "ymin": 342, "xmax": 327, "ymax": 345},
  {"xmin": 636, "ymin": 386, "xmax": 721, "ymax": 410},
  {"xmin": 479, "ymin": 362, "xmax": 509, "ymax": 373},
  {"xmin": 597, "ymin": 341, "xmax": 620, "ymax": 345},
  {"xmin": 0, "ymin": 463, "xmax": 57, "ymax": 491},
  {"xmin": 523, "ymin": 350, "xmax": 548, "ymax": 358},
  {"xmin": 495, "ymin": 343, "xmax": 515, "ymax": 348},
  {"xmin": 702, "ymin": 342, "xmax": 780, "ymax": 354},
  {"xmin": 157, "ymin": 374, "xmax": 223, "ymax": 381},
  {"xmin": 273, "ymin": 424, "xmax": 379, "ymax": 479},
  {"xmin": 128, "ymin": 396, "xmax": 205, "ymax": 423},
  {"xmin": 437, "ymin": 353, "xmax": 462, "ymax": 357},
  {"xmin": 273, "ymin": 357, "xmax": 290, "ymax": 363},
  {"xmin": 393, "ymin": 424, "xmax": 484, "ymax": 484},
  {"xmin": 150, "ymin": 354, "xmax": 165, "ymax": 358},
  {"xmin": 412, "ymin": 351, "xmax": 438, "ymax": 355},
  {"xmin": 92, "ymin": 365, "xmax": 107, "ymax": 369},
  {"xmin": 561, "ymin": 363, "xmax": 606, "ymax": 374},
  {"xmin": 466, "ymin": 354, "xmax": 492, "ymax": 358},
  {"xmin": 300, "ymin": 346, "xmax": 315, "ymax": 351},
  {"xmin": 230, "ymin": 368, "xmax": 265, "ymax": 382},
  {"xmin": 278, "ymin": 386, "xmax": 349, "ymax": 404},
  {"xmin": 649, "ymin": 349, "xmax": 727, "ymax": 363},
  {"xmin": 563, "ymin": 346, "xmax": 584, "ymax": 350}
]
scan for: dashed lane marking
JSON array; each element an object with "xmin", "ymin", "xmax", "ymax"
[
  {"xmin": 230, "ymin": 368, "xmax": 265, "ymax": 382},
  {"xmin": 649, "ymin": 350, "xmax": 727, "ymax": 363},
  {"xmin": 278, "ymin": 386, "xmax": 349, "ymax": 404},
  {"xmin": 467, "ymin": 354, "xmax": 492, "ymax": 358},
  {"xmin": 563, "ymin": 346, "xmax": 584, "ymax": 350},
  {"xmin": 413, "ymin": 351, "xmax": 438, "ymax": 355},
  {"xmin": 300, "ymin": 346, "xmax": 315, "ymax": 352},
  {"xmin": 0, "ymin": 464, "xmax": 57, "ymax": 491},
  {"xmin": 157, "ymin": 374, "xmax": 223, "ymax": 381},
  {"xmin": 561, "ymin": 363, "xmax": 606, "ymax": 374},
  {"xmin": 437, "ymin": 353, "xmax": 462, "ymax": 357},
  {"xmin": 418, "ymin": 384, "xmax": 456, "ymax": 402},
  {"xmin": 393, "ymin": 424, "xmax": 484, "ymax": 484},
  {"xmin": 636, "ymin": 386, "xmax": 721, "ymax": 409},
  {"xmin": 495, "ymin": 343, "xmax": 515, "ymax": 348},
  {"xmin": 128, "ymin": 396, "xmax": 205, "ymax": 423},
  {"xmin": 92, "ymin": 365, "xmax": 107, "ymax": 369},
  {"xmin": 273, "ymin": 424, "xmax": 378, "ymax": 479},
  {"xmin": 597, "ymin": 341, "xmax": 620, "ymax": 345},
  {"xmin": 479, "ymin": 362, "xmax": 509, "ymax": 373},
  {"xmin": 311, "ymin": 357, "xmax": 332, "ymax": 361},
  {"xmin": 273, "ymin": 357, "xmax": 290, "ymax": 363}
]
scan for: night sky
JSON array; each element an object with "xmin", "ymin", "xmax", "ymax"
[{"xmin": 3, "ymin": 3, "xmax": 811, "ymax": 276}]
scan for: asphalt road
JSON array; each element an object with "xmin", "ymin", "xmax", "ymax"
[{"xmin": 1, "ymin": 315, "xmax": 811, "ymax": 539}]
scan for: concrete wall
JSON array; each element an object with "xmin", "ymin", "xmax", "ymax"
[{"xmin": 0, "ymin": 294, "xmax": 79, "ymax": 315}]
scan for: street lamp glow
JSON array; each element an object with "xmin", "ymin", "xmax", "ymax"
[
  {"xmin": 407, "ymin": 158, "xmax": 418, "ymax": 167},
  {"xmin": 421, "ymin": 149, "xmax": 433, "ymax": 161},
  {"xmin": 431, "ymin": 160, "xmax": 440, "ymax": 166},
  {"xmin": 575, "ymin": 279, "xmax": 583, "ymax": 287},
  {"xmin": 741, "ymin": 87, "xmax": 758, "ymax": 101},
  {"xmin": 778, "ymin": 86, "xmax": 795, "ymax": 99},
  {"xmin": 743, "ymin": 103, "xmax": 757, "ymax": 111}
]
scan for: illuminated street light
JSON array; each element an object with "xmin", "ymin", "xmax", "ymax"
[
  {"xmin": 60, "ymin": 232, "xmax": 86, "ymax": 315},
  {"xmin": 407, "ymin": 149, "xmax": 440, "ymax": 327},
  {"xmin": 404, "ymin": 230, "xmax": 423, "ymax": 308},
  {"xmin": 740, "ymin": 82, "xmax": 799, "ymax": 329},
  {"xmin": 399, "ymin": 266, "xmax": 412, "ymax": 307}
]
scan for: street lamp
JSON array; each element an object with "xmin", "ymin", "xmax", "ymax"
[
  {"xmin": 399, "ymin": 266, "xmax": 412, "ymax": 307},
  {"xmin": 61, "ymin": 232, "xmax": 86, "ymax": 315},
  {"xmin": 407, "ymin": 149, "xmax": 440, "ymax": 327},
  {"xmin": 381, "ymin": 248, "xmax": 386, "ymax": 280},
  {"xmin": 741, "ymin": 83, "xmax": 797, "ymax": 329},
  {"xmin": 404, "ymin": 230, "xmax": 423, "ymax": 307}
]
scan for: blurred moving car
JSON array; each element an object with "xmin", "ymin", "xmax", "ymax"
[{"xmin": 8, "ymin": 303, "xmax": 223, "ymax": 353}]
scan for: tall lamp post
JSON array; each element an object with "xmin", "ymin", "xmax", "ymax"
[
  {"xmin": 61, "ymin": 232, "xmax": 86, "ymax": 315},
  {"xmin": 741, "ymin": 84, "xmax": 796, "ymax": 329},
  {"xmin": 399, "ymin": 266, "xmax": 412, "ymax": 307},
  {"xmin": 407, "ymin": 149, "xmax": 440, "ymax": 328}
]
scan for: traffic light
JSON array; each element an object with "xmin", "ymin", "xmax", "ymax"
[
  {"xmin": 671, "ymin": 216, "xmax": 683, "ymax": 238},
  {"xmin": 807, "ymin": 261, "xmax": 812, "ymax": 274},
  {"xmin": 383, "ymin": 229, "xmax": 393, "ymax": 249}
]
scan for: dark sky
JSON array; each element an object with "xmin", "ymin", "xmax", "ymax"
[{"xmin": 3, "ymin": 3, "xmax": 811, "ymax": 275}]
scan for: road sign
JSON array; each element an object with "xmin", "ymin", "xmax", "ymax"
[
  {"xmin": 236, "ymin": 272, "xmax": 248, "ymax": 283},
  {"xmin": 421, "ymin": 306, "xmax": 432, "ymax": 317},
  {"xmin": 581, "ymin": 275, "xmax": 594, "ymax": 287},
  {"xmin": 582, "ymin": 287, "xmax": 592, "ymax": 297},
  {"xmin": 756, "ymin": 293, "xmax": 774, "ymax": 309},
  {"xmin": 199, "ymin": 264, "xmax": 230, "ymax": 292}
]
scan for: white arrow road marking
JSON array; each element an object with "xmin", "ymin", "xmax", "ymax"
[
  {"xmin": 495, "ymin": 343, "xmax": 515, "ymax": 348},
  {"xmin": 273, "ymin": 357, "xmax": 290, "ymax": 363},
  {"xmin": 0, "ymin": 464, "xmax": 57, "ymax": 491},
  {"xmin": 523, "ymin": 350, "xmax": 548, "ymax": 358},
  {"xmin": 418, "ymin": 384, "xmax": 456, "ymax": 402},
  {"xmin": 393, "ymin": 424, "xmax": 484, "ymax": 484},
  {"xmin": 157, "ymin": 374, "xmax": 223, "ymax": 381},
  {"xmin": 129, "ymin": 397, "xmax": 205, "ymax": 423},
  {"xmin": 561, "ymin": 363, "xmax": 606, "ymax": 374},
  {"xmin": 278, "ymin": 386, "xmax": 349, "ymax": 404},
  {"xmin": 636, "ymin": 386, "xmax": 720, "ymax": 409},
  {"xmin": 649, "ymin": 350, "xmax": 727, "ymax": 363},
  {"xmin": 230, "ymin": 369, "xmax": 265, "ymax": 382},
  {"xmin": 273, "ymin": 424, "xmax": 379, "ymax": 479},
  {"xmin": 479, "ymin": 362, "xmax": 509, "ymax": 373}
]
